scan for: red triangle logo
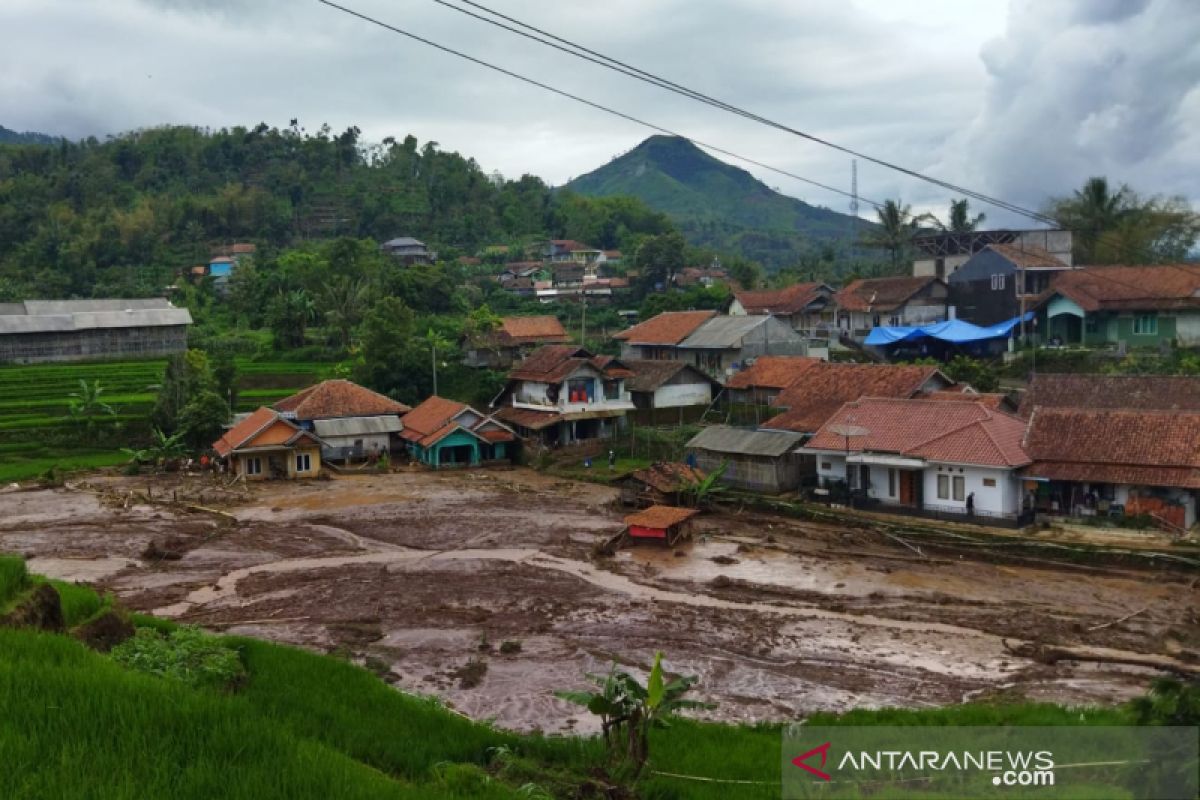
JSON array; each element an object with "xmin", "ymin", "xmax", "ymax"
[{"xmin": 791, "ymin": 741, "xmax": 832, "ymax": 781}]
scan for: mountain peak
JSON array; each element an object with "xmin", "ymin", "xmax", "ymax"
[{"xmin": 566, "ymin": 136, "xmax": 861, "ymax": 268}]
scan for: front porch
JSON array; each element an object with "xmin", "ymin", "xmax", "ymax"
[{"xmin": 1027, "ymin": 478, "xmax": 1196, "ymax": 531}]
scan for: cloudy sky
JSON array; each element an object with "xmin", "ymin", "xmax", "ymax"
[{"xmin": 2, "ymin": 0, "xmax": 1197, "ymax": 225}]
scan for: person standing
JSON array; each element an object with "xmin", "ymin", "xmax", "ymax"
[
  {"xmin": 607, "ymin": 450, "xmax": 616, "ymax": 471},
  {"xmin": 966, "ymin": 491, "xmax": 975, "ymax": 517}
]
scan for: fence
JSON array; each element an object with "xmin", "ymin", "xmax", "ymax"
[{"xmin": 851, "ymin": 497, "xmax": 1035, "ymax": 529}]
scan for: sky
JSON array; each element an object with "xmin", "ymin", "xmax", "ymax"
[{"xmin": 2, "ymin": 0, "xmax": 1198, "ymax": 226}]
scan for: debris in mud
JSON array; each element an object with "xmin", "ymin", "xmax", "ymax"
[
  {"xmin": 499, "ymin": 640, "xmax": 522, "ymax": 655},
  {"xmin": 141, "ymin": 536, "xmax": 189, "ymax": 562},
  {"xmin": 710, "ymin": 555, "xmax": 739, "ymax": 565},
  {"xmin": 2, "ymin": 583, "xmax": 65, "ymax": 632},
  {"xmin": 73, "ymin": 609, "xmax": 135, "ymax": 652},
  {"xmin": 710, "ymin": 575, "xmax": 733, "ymax": 589},
  {"xmin": 453, "ymin": 658, "xmax": 488, "ymax": 689},
  {"xmin": 328, "ymin": 620, "xmax": 383, "ymax": 646}
]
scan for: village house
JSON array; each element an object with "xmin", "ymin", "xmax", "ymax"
[
  {"xmin": 674, "ymin": 315, "xmax": 810, "ymax": 380},
  {"xmin": 624, "ymin": 505, "xmax": 700, "ymax": 547},
  {"xmin": 618, "ymin": 462, "xmax": 707, "ymax": 508},
  {"xmin": 912, "ymin": 229, "xmax": 1073, "ymax": 281},
  {"xmin": 1021, "ymin": 406, "xmax": 1200, "ymax": 531},
  {"xmin": 213, "ymin": 406, "xmax": 324, "ymax": 480},
  {"xmin": 948, "ymin": 243, "xmax": 1073, "ymax": 327},
  {"xmin": 272, "ymin": 379, "xmax": 411, "ymax": 463},
  {"xmin": 545, "ymin": 239, "xmax": 602, "ymax": 266},
  {"xmin": 380, "ymin": 237, "xmax": 436, "ymax": 265},
  {"xmin": 722, "ymin": 355, "xmax": 823, "ymax": 406},
  {"xmin": 685, "ymin": 426, "xmax": 806, "ymax": 494},
  {"xmin": 613, "ymin": 310, "xmax": 717, "ymax": 361},
  {"xmin": 1017, "ymin": 373, "xmax": 1200, "ymax": 417},
  {"xmin": 1033, "ymin": 264, "xmax": 1200, "ymax": 348},
  {"xmin": 622, "ymin": 360, "xmax": 720, "ymax": 411},
  {"xmin": 761, "ymin": 362, "xmax": 953, "ymax": 436},
  {"xmin": 672, "ymin": 265, "xmax": 728, "ymax": 288},
  {"xmin": 492, "ymin": 345, "xmax": 636, "ymax": 446},
  {"xmin": 728, "ymin": 282, "xmax": 836, "ymax": 337},
  {"xmin": 802, "ymin": 397, "xmax": 1032, "ymax": 525},
  {"xmin": 0, "ymin": 298, "xmax": 192, "ymax": 364},
  {"xmin": 400, "ymin": 396, "xmax": 517, "ymax": 467},
  {"xmin": 834, "ymin": 276, "xmax": 949, "ymax": 341},
  {"xmin": 461, "ymin": 315, "xmax": 570, "ymax": 369}
]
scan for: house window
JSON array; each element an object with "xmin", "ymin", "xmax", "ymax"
[
  {"xmin": 888, "ymin": 316, "xmax": 901, "ymax": 326},
  {"xmin": 1133, "ymin": 314, "xmax": 1158, "ymax": 335},
  {"xmin": 246, "ymin": 457, "xmax": 262, "ymax": 476},
  {"xmin": 953, "ymin": 476, "xmax": 965, "ymax": 501},
  {"xmin": 567, "ymin": 378, "xmax": 594, "ymax": 403},
  {"xmin": 872, "ymin": 314, "xmax": 881, "ymax": 327},
  {"xmin": 937, "ymin": 474, "xmax": 949, "ymax": 499},
  {"xmin": 887, "ymin": 469, "xmax": 896, "ymax": 498},
  {"xmin": 1085, "ymin": 316, "xmax": 1099, "ymax": 334},
  {"xmin": 982, "ymin": 478, "xmax": 997, "ymax": 488},
  {"xmin": 990, "ymin": 274, "xmax": 1006, "ymax": 290},
  {"xmin": 296, "ymin": 453, "xmax": 311, "ymax": 473},
  {"xmin": 821, "ymin": 462, "xmax": 832, "ymax": 471},
  {"xmin": 603, "ymin": 379, "xmax": 620, "ymax": 401}
]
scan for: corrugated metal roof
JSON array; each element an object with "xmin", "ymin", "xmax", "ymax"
[
  {"xmin": 0, "ymin": 301, "xmax": 191, "ymax": 335},
  {"xmin": 677, "ymin": 315, "xmax": 770, "ymax": 349},
  {"xmin": 312, "ymin": 416, "xmax": 403, "ymax": 437},
  {"xmin": 686, "ymin": 425, "xmax": 804, "ymax": 457}
]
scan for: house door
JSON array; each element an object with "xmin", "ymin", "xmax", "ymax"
[
  {"xmin": 899, "ymin": 471, "xmax": 916, "ymax": 506},
  {"xmin": 859, "ymin": 465, "xmax": 870, "ymax": 495}
]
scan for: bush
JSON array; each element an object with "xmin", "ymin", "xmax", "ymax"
[
  {"xmin": 0, "ymin": 555, "xmax": 30, "ymax": 607},
  {"xmin": 110, "ymin": 626, "xmax": 247, "ymax": 691}
]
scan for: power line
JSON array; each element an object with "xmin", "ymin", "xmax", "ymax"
[
  {"xmin": 315, "ymin": 0, "xmax": 883, "ymax": 211},
  {"xmin": 430, "ymin": 0, "xmax": 1059, "ymax": 226}
]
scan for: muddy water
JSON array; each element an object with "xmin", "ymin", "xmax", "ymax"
[{"xmin": 5, "ymin": 475, "xmax": 1195, "ymax": 735}]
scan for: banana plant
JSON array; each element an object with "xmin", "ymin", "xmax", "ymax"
[
  {"xmin": 682, "ymin": 460, "xmax": 728, "ymax": 508},
  {"xmin": 556, "ymin": 651, "xmax": 713, "ymax": 779}
]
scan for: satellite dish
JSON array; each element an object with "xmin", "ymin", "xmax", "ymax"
[{"xmin": 828, "ymin": 423, "xmax": 869, "ymax": 438}]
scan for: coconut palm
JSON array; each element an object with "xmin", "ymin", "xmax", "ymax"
[
  {"xmin": 938, "ymin": 198, "xmax": 986, "ymax": 233},
  {"xmin": 861, "ymin": 200, "xmax": 934, "ymax": 273}
]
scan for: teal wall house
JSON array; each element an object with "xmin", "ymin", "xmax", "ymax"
[
  {"xmin": 400, "ymin": 395, "xmax": 517, "ymax": 468},
  {"xmin": 1035, "ymin": 265, "xmax": 1200, "ymax": 348}
]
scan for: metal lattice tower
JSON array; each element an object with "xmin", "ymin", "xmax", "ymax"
[{"xmin": 849, "ymin": 159, "xmax": 859, "ymax": 218}]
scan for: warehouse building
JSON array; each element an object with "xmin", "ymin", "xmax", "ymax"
[{"xmin": 0, "ymin": 299, "xmax": 192, "ymax": 364}]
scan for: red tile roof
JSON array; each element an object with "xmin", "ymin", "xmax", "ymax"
[
  {"xmin": 628, "ymin": 462, "xmax": 707, "ymax": 494},
  {"xmin": 1018, "ymin": 374, "xmax": 1200, "ymax": 417},
  {"xmin": 213, "ymin": 407, "xmax": 319, "ymax": 458},
  {"xmin": 733, "ymin": 283, "xmax": 829, "ymax": 315},
  {"xmin": 985, "ymin": 243, "xmax": 1070, "ymax": 270},
  {"xmin": 922, "ymin": 390, "xmax": 1013, "ymax": 412},
  {"xmin": 624, "ymin": 505, "xmax": 700, "ymax": 529},
  {"xmin": 493, "ymin": 405, "xmax": 563, "ymax": 430},
  {"xmin": 763, "ymin": 363, "xmax": 948, "ymax": 433},
  {"xmin": 834, "ymin": 276, "xmax": 941, "ymax": 312},
  {"xmin": 612, "ymin": 310, "xmax": 718, "ymax": 344},
  {"xmin": 724, "ymin": 356, "xmax": 822, "ymax": 390},
  {"xmin": 274, "ymin": 379, "xmax": 410, "ymax": 420},
  {"xmin": 493, "ymin": 315, "xmax": 569, "ymax": 346},
  {"xmin": 508, "ymin": 346, "xmax": 631, "ymax": 382},
  {"xmin": 551, "ymin": 239, "xmax": 596, "ymax": 252},
  {"xmin": 1046, "ymin": 264, "xmax": 1200, "ymax": 312},
  {"xmin": 1022, "ymin": 407, "xmax": 1200, "ymax": 488},
  {"xmin": 400, "ymin": 396, "xmax": 470, "ymax": 443},
  {"xmin": 622, "ymin": 360, "xmax": 713, "ymax": 392},
  {"xmin": 806, "ymin": 398, "xmax": 1030, "ymax": 468}
]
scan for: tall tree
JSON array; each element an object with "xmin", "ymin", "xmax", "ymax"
[
  {"xmin": 861, "ymin": 200, "xmax": 932, "ymax": 274},
  {"xmin": 1046, "ymin": 176, "xmax": 1200, "ymax": 264},
  {"xmin": 939, "ymin": 198, "xmax": 986, "ymax": 233}
]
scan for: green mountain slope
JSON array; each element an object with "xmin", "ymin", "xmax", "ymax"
[
  {"xmin": 0, "ymin": 124, "xmax": 61, "ymax": 146},
  {"xmin": 565, "ymin": 135, "xmax": 866, "ymax": 268}
]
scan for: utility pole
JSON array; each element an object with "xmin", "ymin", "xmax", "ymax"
[
  {"xmin": 431, "ymin": 340, "xmax": 438, "ymax": 396},
  {"xmin": 581, "ymin": 298, "xmax": 587, "ymax": 346}
]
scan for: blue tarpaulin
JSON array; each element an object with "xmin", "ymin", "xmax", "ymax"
[{"xmin": 864, "ymin": 313, "xmax": 1034, "ymax": 346}]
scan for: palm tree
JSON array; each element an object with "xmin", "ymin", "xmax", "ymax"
[
  {"xmin": 1046, "ymin": 176, "xmax": 1132, "ymax": 263},
  {"xmin": 862, "ymin": 200, "xmax": 934, "ymax": 273},
  {"xmin": 937, "ymin": 198, "xmax": 986, "ymax": 233},
  {"xmin": 320, "ymin": 277, "xmax": 369, "ymax": 349}
]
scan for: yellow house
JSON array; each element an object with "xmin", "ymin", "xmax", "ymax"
[{"xmin": 213, "ymin": 406, "xmax": 324, "ymax": 480}]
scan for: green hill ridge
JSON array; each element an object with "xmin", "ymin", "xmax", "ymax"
[{"xmin": 565, "ymin": 135, "xmax": 866, "ymax": 268}]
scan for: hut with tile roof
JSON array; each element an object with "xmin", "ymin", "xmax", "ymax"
[
  {"xmin": 400, "ymin": 396, "xmax": 517, "ymax": 468},
  {"xmin": 273, "ymin": 379, "xmax": 411, "ymax": 463},
  {"xmin": 213, "ymin": 407, "xmax": 324, "ymax": 480},
  {"xmin": 461, "ymin": 315, "xmax": 570, "ymax": 369}
]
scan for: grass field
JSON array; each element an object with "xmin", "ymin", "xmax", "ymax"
[
  {"xmin": 0, "ymin": 554, "xmax": 1166, "ymax": 800},
  {"xmin": 0, "ymin": 357, "xmax": 335, "ymax": 482}
]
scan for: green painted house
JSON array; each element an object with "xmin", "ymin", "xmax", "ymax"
[
  {"xmin": 1035, "ymin": 264, "xmax": 1200, "ymax": 348},
  {"xmin": 400, "ymin": 395, "xmax": 517, "ymax": 468}
]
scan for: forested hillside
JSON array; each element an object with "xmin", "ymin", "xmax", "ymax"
[{"xmin": 0, "ymin": 122, "xmax": 673, "ymax": 299}]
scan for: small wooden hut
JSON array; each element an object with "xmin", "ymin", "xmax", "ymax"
[
  {"xmin": 623, "ymin": 505, "xmax": 700, "ymax": 547},
  {"xmin": 618, "ymin": 462, "xmax": 707, "ymax": 507}
]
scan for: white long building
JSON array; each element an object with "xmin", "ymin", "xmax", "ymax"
[{"xmin": 0, "ymin": 299, "xmax": 192, "ymax": 364}]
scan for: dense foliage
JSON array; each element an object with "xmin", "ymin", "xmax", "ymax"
[{"xmin": 0, "ymin": 123, "xmax": 674, "ymax": 299}]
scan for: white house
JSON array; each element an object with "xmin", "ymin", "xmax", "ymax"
[{"xmin": 802, "ymin": 397, "xmax": 1031, "ymax": 524}]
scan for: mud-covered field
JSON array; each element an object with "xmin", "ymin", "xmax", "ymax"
[{"xmin": 3, "ymin": 469, "xmax": 1196, "ymax": 733}]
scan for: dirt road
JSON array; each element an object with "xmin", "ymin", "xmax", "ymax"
[{"xmin": 3, "ymin": 469, "xmax": 1196, "ymax": 733}]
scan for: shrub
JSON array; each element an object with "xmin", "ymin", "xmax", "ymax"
[
  {"xmin": 0, "ymin": 555, "xmax": 31, "ymax": 607},
  {"xmin": 110, "ymin": 625, "xmax": 247, "ymax": 691}
]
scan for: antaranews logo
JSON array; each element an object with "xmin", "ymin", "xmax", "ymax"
[{"xmin": 781, "ymin": 725, "xmax": 1199, "ymax": 799}]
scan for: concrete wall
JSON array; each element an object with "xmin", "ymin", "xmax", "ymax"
[
  {"xmin": 1178, "ymin": 313, "xmax": 1200, "ymax": 346},
  {"xmin": 653, "ymin": 381, "xmax": 713, "ymax": 408},
  {"xmin": 923, "ymin": 463, "xmax": 1019, "ymax": 515}
]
